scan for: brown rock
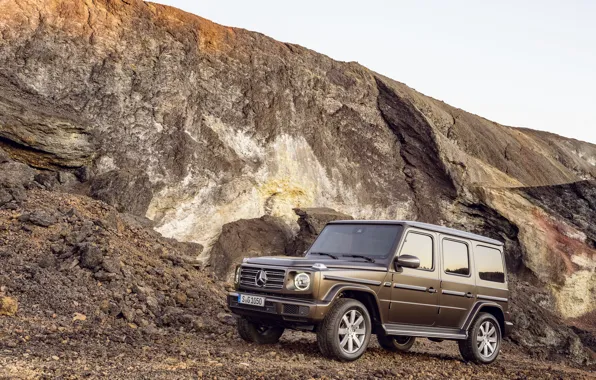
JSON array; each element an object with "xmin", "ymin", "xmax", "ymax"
[
  {"xmin": 101, "ymin": 257, "xmax": 121, "ymax": 274},
  {"xmin": 174, "ymin": 292, "xmax": 187, "ymax": 306},
  {"xmin": 88, "ymin": 170, "xmax": 153, "ymax": 217},
  {"xmin": 121, "ymin": 306, "xmax": 135, "ymax": 322},
  {"xmin": 0, "ymin": 296, "xmax": 18, "ymax": 316},
  {"xmin": 217, "ymin": 312, "xmax": 234, "ymax": 326},
  {"xmin": 38, "ymin": 255, "xmax": 56, "ymax": 268},
  {"xmin": 78, "ymin": 244, "xmax": 104, "ymax": 270},
  {"xmin": 18, "ymin": 211, "xmax": 57, "ymax": 227},
  {"xmin": 208, "ymin": 216, "xmax": 292, "ymax": 281}
]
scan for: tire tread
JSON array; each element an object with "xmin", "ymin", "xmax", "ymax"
[
  {"xmin": 316, "ymin": 298, "xmax": 371, "ymax": 361},
  {"xmin": 458, "ymin": 312, "xmax": 501, "ymax": 364}
]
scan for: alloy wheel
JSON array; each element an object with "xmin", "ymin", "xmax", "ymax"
[
  {"xmin": 476, "ymin": 320, "xmax": 498, "ymax": 358},
  {"xmin": 338, "ymin": 309, "xmax": 366, "ymax": 354}
]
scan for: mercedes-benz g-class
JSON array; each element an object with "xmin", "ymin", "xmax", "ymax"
[{"xmin": 228, "ymin": 220, "xmax": 512, "ymax": 363}]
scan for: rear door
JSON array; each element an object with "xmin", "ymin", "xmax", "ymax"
[
  {"xmin": 389, "ymin": 229, "xmax": 439, "ymax": 326},
  {"xmin": 437, "ymin": 236, "xmax": 476, "ymax": 328}
]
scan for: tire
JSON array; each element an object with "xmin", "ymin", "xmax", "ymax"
[
  {"xmin": 316, "ymin": 298, "xmax": 372, "ymax": 361},
  {"xmin": 458, "ymin": 312, "xmax": 502, "ymax": 364},
  {"xmin": 377, "ymin": 335, "xmax": 416, "ymax": 352},
  {"xmin": 237, "ymin": 317, "xmax": 284, "ymax": 344}
]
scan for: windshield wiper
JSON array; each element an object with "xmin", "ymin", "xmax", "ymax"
[
  {"xmin": 310, "ymin": 252, "xmax": 339, "ymax": 260},
  {"xmin": 342, "ymin": 254, "xmax": 376, "ymax": 263}
]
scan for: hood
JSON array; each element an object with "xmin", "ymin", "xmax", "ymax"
[{"xmin": 244, "ymin": 256, "xmax": 388, "ymax": 271}]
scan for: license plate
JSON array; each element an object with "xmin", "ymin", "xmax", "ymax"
[{"xmin": 238, "ymin": 294, "xmax": 265, "ymax": 307}]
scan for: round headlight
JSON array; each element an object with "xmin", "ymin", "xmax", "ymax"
[
  {"xmin": 294, "ymin": 273, "xmax": 311, "ymax": 291},
  {"xmin": 234, "ymin": 266, "xmax": 241, "ymax": 285}
]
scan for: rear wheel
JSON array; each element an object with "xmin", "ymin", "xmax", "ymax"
[
  {"xmin": 317, "ymin": 298, "xmax": 372, "ymax": 361},
  {"xmin": 458, "ymin": 312, "xmax": 501, "ymax": 364},
  {"xmin": 237, "ymin": 317, "xmax": 284, "ymax": 344},
  {"xmin": 377, "ymin": 335, "xmax": 416, "ymax": 352}
]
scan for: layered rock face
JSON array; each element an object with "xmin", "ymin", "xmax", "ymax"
[{"xmin": 0, "ymin": 0, "xmax": 595, "ymax": 362}]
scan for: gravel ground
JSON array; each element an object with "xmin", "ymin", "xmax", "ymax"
[
  {"xmin": 0, "ymin": 190, "xmax": 594, "ymax": 379},
  {"xmin": 0, "ymin": 325, "xmax": 594, "ymax": 379}
]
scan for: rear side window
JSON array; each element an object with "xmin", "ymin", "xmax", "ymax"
[
  {"xmin": 443, "ymin": 239, "xmax": 469, "ymax": 276},
  {"xmin": 399, "ymin": 232, "xmax": 433, "ymax": 270},
  {"xmin": 475, "ymin": 246, "xmax": 505, "ymax": 282}
]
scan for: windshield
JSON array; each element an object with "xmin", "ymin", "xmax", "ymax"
[{"xmin": 307, "ymin": 224, "xmax": 403, "ymax": 260}]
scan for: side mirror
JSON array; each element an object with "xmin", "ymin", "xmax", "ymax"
[{"xmin": 394, "ymin": 254, "xmax": 420, "ymax": 270}]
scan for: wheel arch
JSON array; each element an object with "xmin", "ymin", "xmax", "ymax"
[
  {"xmin": 324, "ymin": 285, "xmax": 383, "ymax": 332},
  {"xmin": 464, "ymin": 302, "xmax": 505, "ymax": 336}
]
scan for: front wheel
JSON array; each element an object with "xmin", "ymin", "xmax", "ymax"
[
  {"xmin": 237, "ymin": 317, "xmax": 284, "ymax": 344},
  {"xmin": 316, "ymin": 298, "xmax": 372, "ymax": 361},
  {"xmin": 377, "ymin": 335, "xmax": 416, "ymax": 352},
  {"xmin": 458, "ymin": 312, "xmax": 502, "ymax": 364}
]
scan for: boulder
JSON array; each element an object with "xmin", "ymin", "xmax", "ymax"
[
  {"xmin": 0, "ymin": 161, "xmax": 37, "ymax": 188},
  {"xmin": 18, "ymin": 211, "xmax": 57, "ymax": 228},
  {"xmin": 89, "ymin": 170, "xmax": 153, "ymax": 216},
  {"xmin": 209, "ymin": 216, "xmax": 292, "ymax": 281},
  {"xmin": 0, "ymin": 186, "xmax": 26, "ymax": 209},
  {"xmin": 0, "ymin": 152, "xmax": 35, "ymax": 208},
  {"xmin": 285, "ymin": 208, "xmax": 353, "ymax": 256},
  {"xmin": 34, "ymin": 172, "xmax": 59, "ymax": 190},
  {"xmin": 78, "ymin": 244, "xmax": 104, "ymax": 270}
]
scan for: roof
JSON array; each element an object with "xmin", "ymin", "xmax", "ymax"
[{"xmin": 327, "ymin": 220, "xmax": 504, "ymax": 246}]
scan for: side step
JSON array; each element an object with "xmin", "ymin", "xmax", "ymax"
[{"xmin": 383, "ymin": 324, "xmax": 467, "ymax": 340}]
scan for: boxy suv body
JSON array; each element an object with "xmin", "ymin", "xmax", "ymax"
[{"xmin": 228, "ymin": 220, "xmax": 513, "ymax": 363}]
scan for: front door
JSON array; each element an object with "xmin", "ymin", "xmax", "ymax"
[{"xmin": 389, "ymin": 230, "xmax": 439, "ymax": 326}]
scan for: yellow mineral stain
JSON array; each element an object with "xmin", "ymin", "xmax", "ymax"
[{"xmin": 257, "ymin": 178, "xmax": 314, "ymax": 217}]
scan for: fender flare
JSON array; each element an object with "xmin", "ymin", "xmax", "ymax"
[
  {"xmin": 461, "ymin": 301, "xmax": 505, "ymax": 332},
  {"xmin": 322, "ymin": 284, "xmax": 383, "ymax": 319}
]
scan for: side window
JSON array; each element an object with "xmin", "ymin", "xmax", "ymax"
[
  {"xmin": 476, "ymin": 246, "xmax": 505, "ymax": 282},
  {"xmin": 443, "ymin": 239, "xmax": 470, "ymax": 276},
  {"xmin": 399, "ymin": 232, "xmax": 433, "ymax": 270}
]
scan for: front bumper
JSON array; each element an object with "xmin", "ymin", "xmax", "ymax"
[{"xmin": 228, "ymin": 291, "xmax": 330, "ymax": 323}]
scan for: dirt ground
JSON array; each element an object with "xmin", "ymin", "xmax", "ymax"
[
  {"xmin": 0, "ymin": 325, "xmax": 594, "ymax": 379},
  {"xmin": 0, "ymin": 190, "xmax": 594, "ymax": 379}
]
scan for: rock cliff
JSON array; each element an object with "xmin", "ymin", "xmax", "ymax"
[{"xmin": 0, "ymin": 0, "xmax": 595, "ymax": 364}]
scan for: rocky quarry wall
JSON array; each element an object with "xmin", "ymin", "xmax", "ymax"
[{"xmin": 0, "ymin": 0, "xmax": 595, "ymax": 364}]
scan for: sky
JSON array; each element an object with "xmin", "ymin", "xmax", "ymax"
[{"xmin": 151, "ymin": 0, "xmax": 596, "ymax": 144}]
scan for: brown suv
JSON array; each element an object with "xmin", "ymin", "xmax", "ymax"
[{"xmin": 228, "ymin": 220, "xmax": 513, "ymax": 363}]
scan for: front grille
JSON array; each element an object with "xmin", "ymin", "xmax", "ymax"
[{"xmin": 239, "ymin": 267, "xmax": 286, "ymax": 290}]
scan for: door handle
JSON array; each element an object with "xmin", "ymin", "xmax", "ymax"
[
  {"xmin": 427, "ymin": 287, "xmax": 437, "ymax": 294},
  {"xmin": 465, "ymin": 292, "xmax": 474, "ymax": 298}
]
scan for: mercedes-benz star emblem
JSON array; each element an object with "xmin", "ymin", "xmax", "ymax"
[{"xmin": 255, "ymin": 270, "xmax": 268, "ymax": 287}]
